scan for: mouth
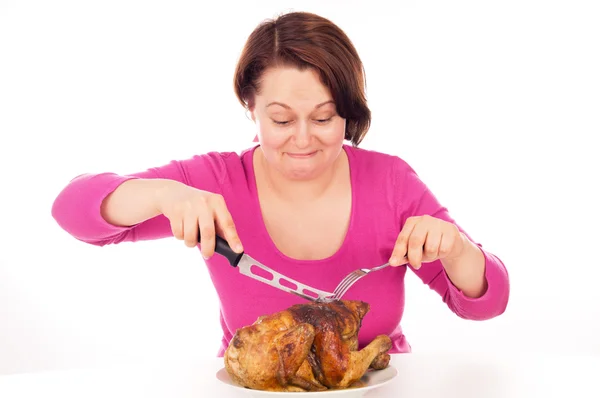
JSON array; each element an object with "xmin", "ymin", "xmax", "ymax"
[{"xmin": 286, "ymin": 151, "xmax": 317, "ymax": 159}]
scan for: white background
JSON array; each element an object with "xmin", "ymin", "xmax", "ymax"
[{"xmin": 1, "ymin": 0, "xmax": 599, "ymax": 376}]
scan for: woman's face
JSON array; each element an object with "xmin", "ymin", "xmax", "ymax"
[{"xmin": 249, "ymin": 66, "xmax": 346, "ymax": 181}]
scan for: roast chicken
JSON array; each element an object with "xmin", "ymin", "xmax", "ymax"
[{"xmin": 224, "ymin": 300, "xmax": 392, "ymax": 392}]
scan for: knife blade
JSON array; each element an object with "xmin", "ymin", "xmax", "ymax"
[{"xmin": 200, "ymin": 234, "xmax": 334, "ymax": 302}]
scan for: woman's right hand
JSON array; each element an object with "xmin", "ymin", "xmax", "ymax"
[{"xmin": 154, "ymin": 180, "xmax": 243, "ymax": 258}]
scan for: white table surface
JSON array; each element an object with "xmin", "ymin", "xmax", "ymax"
[{"xmin": 1, "ymin": 352, "xmax": 599, "ymax": 397}]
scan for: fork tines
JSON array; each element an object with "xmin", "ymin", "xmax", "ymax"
[{"xmin": 331, "ymin": 270, "xmax": 366, "ymax": 300}]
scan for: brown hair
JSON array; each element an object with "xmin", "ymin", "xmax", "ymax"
[{"xmin": 233, "ymin": 11, "xmax": 371, "ymax": 146}]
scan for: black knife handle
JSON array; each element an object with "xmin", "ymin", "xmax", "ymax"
[{"xmin": 198, "ymin": 230, "xmax": 243, "ymax": 267}]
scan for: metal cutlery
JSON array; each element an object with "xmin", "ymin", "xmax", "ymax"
[{"xmin": 200, "ymin": 234, "xmax": 334, "ymax": 302}]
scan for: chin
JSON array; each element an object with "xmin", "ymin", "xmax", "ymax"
[
  {"xmin": 286, "ymin": 153, "xmax": 331, "ymax": 177},
  {"xmin": 282, "ymin": 166, "xmax": 323, "ymax": 181}
]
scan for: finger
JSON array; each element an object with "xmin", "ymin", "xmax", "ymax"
[
  {"xmin": 197, "ymin": 207, "xmax": 216, "ymax": 259},
  {"xmin": 407, "ymin": 222, "xmax": 428, "ymax": 269},
  {"xmin": 170, "ymin": 217, "xmax": 184, "ymax": 241},
  {"xmin": 422, "ymin": 227, "xmax": 442, "ymax": 263},
  {"xmin": 214, "ymin": 204, "xmax": 243, "ymax": 253},
  {"xmin": 389, "ymin": 218, "xmax": 417, "ymax": 266},
  {"xmin": 182, "ymin": 210, "xmax": 199, "ymax": 248}
]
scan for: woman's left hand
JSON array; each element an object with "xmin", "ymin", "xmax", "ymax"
[{"xmin": 389, "ymin": 215, "xmax": 467, "ymax": 269}]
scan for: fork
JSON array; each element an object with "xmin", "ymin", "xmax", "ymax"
[{"xmin": 327, "ymin": 262, "xmax": 391, "ymax": 301}]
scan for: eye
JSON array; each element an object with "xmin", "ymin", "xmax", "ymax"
[
  {"xmin": 272, "ymin": 120, "xmax": 290, "ymax": 126},
  {"xmin": 315, "ymin": 117, "xmax": 332, "ymax": 124}
]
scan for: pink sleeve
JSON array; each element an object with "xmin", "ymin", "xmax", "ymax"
[
  {"xmin": 395, "ymin": 159, "xmax": 510, "ymax": 320},
  {"xmin": 51, "ymin": 154, "xmax": 225, "ymax": 246}
]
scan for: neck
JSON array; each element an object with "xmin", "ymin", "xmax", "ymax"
[{"xmin": 254, "ymin": 147, "xmax": 347, "ymax": 203}]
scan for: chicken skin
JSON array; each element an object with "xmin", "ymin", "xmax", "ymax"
[{"xmin": 224, "ymin": 300, "xmax": 392, "ymax": 392}]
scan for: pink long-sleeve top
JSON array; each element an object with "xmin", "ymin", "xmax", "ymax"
[{"xmin": 51, "ymin": 144, "xmax": 510, "ymax": 356}]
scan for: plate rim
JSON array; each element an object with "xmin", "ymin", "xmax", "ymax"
[{"xmin": 215, "ymin": 364, "xmax": 398, "ymax": 395}]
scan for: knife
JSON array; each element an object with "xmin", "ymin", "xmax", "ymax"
[{"xmin": 200, "ymin": 233, "xmax": 334, "ymax": 302}]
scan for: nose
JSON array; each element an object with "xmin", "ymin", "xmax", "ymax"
[{"xmin": 292, "ymin": 120, "xmax": 310, "ymax": 149}]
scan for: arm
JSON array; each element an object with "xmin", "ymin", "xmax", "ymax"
[
  {"xmin": 100, "ymin": 178, "xmax": 177, "ymax": 227},
  {"xmin": 394, "ymin": 159, "xmax": 510, "ymax": 320},
  {"xmin": 51, "ymin": 154, "xmax": 223, "ymax": 246}
]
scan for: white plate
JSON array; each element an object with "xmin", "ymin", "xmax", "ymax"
[{"xmin": 216, "ymin": 365, "xmax": 398, "ymax": 397}]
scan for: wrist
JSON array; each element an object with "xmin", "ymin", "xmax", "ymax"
[
  {"xmin": 441, "ymin": 234, "xmax": 487, "ymax": 298},
  {"xmin": 152, "ymin": 178, "xmax": 179, "ymax": 213},
  {"xmin": 443, "ymin": 232, "xmax": 470, "ymax": 265}
]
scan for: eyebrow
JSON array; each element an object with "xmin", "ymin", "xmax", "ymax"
[{"xmin": 266, "ymin": 100, "xmax": 335, "ymax": 109}]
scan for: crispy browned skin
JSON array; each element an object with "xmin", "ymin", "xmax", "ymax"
[{"xmin": 224, "ymin": 300, "xmax": 392, "ymax": 392}]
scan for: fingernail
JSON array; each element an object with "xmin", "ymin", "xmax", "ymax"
[
  {"xmin": 389, "ymin": 257, "xmax": 398, "ymax": 266},
  {"xmin": 235, "ymin": 244, "xmax": 244, "ymax": 252}
]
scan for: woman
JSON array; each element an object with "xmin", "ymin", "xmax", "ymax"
[{"xmin": 51, "ymin": 11, "xmax": 509, "ymax": 356}]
